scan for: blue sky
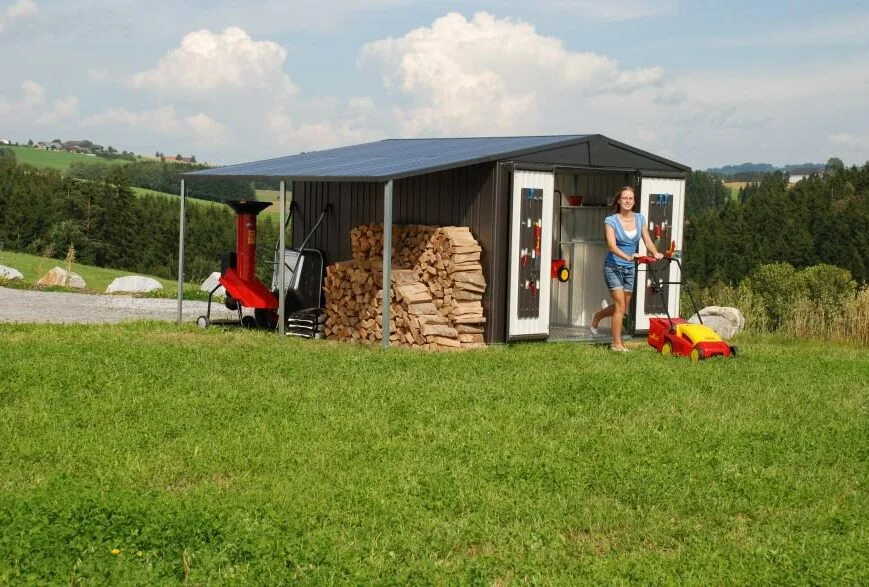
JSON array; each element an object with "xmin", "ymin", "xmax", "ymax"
[{"xmin": 1, "ymin": 0, "xmax": 867, "ymax": 169}]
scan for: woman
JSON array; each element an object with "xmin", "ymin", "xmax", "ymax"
[{"xmin": 590, "ymin": 185, "xmax": 663, "ymax": 352}]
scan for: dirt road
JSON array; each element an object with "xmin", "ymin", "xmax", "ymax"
[{"xmin": 0, "ymin": 286, "xmax": 239, "ymax": 325}]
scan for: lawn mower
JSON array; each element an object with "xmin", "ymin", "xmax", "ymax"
[{"xmin": 637, "ymin": 253, "xmax": 737, "ymax": 362}]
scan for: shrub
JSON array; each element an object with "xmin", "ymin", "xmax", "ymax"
[
  {"xmin": 741, "ymin": 263, "xmax": 806, "ymax": 331},
  {"xmin": 799, "ymin": 264, "xmax": 856, "ymax": 312}
]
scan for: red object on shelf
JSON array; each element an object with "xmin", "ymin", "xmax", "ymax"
[
  {"xmin": 534, "ymin": 222, "xmax": 541, "ymax": 254},
  {"xmin": 567, "ymin": 195, "xmax": 584, "ymax": 206}
]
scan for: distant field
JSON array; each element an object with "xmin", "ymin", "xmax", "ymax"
[
  {"xmin": 5, "ymin": 145, "xmax": 131, "ymax": 171},
  {"xmin": 255, "ymin": 189, "xmax": 284, "ymax": 220},
  {"xmin": 723, "ymin": 181, "xmax": 751, "ymax": 200}
]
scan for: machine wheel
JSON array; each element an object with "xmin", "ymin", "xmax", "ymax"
[
  {"xmin": 196, "ymin": 315, "xmax": 209, "ymax": 329},
  {"xmin": 690, "ymin": 347, "xmax": 704, "ymax": 363},
  {"xmin": 661, "ymin": 341, "xmax": 673, "ymax": 356},
  {"xmin": 241, "ymin": 315, "xmax": 257, "ymax": 329},
  {"xmin": 557, "ymin": 267, "xmax": 570, "ymax": 282},
  {"xmin": 254, "ymin": 308, "xmax": 276, "ymax": 330},
  {"xmin": 730, "ymin": 345, "xmax": 738, "ymax": 357}
]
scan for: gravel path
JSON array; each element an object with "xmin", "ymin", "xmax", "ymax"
[{"xmin": 0, "ymin": 286, "xmax": 241, "ymax": 324}]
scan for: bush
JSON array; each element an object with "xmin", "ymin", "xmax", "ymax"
[
  {"xmin": 799, "ymin": 264, "xmax": 856, "ymax": 312},
  {"xmin": 741, "ymin": 263, "xmax": 806, "ymax": 331}
]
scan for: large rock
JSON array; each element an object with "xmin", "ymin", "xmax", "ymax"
[
  {"xmin": 200, "ymin": 272, "xmax": 226, "ymax": 297},
  {"xmin": 688, "ymin": 306, "xmax": 745, "ymax": 339},
  {"xmin": 0, "ymin": 264, "xmax": 23, "ymax": 281},
  {"xmin": 106, "ymin": 275, "xmax": 163, "ymax": 294},
  {"xmin": 37, "ymin": 267, "xmax": 86, "ymax": 289}
]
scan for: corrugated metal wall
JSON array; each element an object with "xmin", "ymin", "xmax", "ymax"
[{"xmin": 292, "ymin": 162, "xmax": 508, "ymax": 342}]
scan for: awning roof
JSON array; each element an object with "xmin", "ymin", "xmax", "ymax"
[{"xmin": 183, "ymin": 135, "xmax": 592, "ymax": 182}]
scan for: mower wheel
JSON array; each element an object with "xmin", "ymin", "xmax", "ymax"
[
  {"xmin": 690, "ymin": 347, "xmax": 704, "ymax": 363},
  {"xmin": 196, "ymin": 315, "xmax": 209, "ymax": 329},
  {"xmin": 661, "ymin": 342, "xmax": 673, "ymax": 356},
  {"xmin": 241, "ymin": 315, "xmax": 257, "ymax": 329},
  {"xmin": 730, "ymin": 345, "xmax": 738, "ymax": 357},
  {"xmin": 557, "ymin": 267, "xmax": 570, "ymax": 282}
]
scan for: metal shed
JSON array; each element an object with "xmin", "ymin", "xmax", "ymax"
[{"xmin": 179, "ymin": 134, "xmax": 690, "ymax": 345}]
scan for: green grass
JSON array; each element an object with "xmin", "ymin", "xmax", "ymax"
[
  {"xmin": 0, "ymin": 250, "xmax": 205, "ymax": 299},
  {"xmin": 5, "ymin": 145, "xmax": 131, "ymax": 172},
  {"xmin": 1, "ymin": 325, "xmax": 866, "ymax": 583}
]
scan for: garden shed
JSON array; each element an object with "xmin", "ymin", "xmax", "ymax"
[{"xmin": 180, "ymin": 134, "xmax": 690, "ymax": 345}]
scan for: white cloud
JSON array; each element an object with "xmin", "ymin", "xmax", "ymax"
[
  {"xmin": 359, "ymin": 11, "xmax": 665, "ymax": 136},
  {"xmin": 129, "ymin": 26, "xmax": 297, "ymax": 97},
  {"xmin": 0, "ymin": 0, "xmax": 37, "ymax": 33},
  {"xmin": 0, "ymin": 81, "xmax": 76, "ymax": 125},
  {"xmin": 830, "ymin": 133, "xmax": 865, "ymax": 148},
  {"xmin": 83, "ymin": 106, "xmax": 233, "ymax": 143},
  {"xmin": 36, "ymin": 96, "xmax": 78, "ymax": 124},
  {"xmin": 87, "ymin": 69, "xmax": 111, "ymax": 83}
]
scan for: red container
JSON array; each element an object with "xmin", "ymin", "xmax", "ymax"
[{"xmin": 567, "ymin": 195, "xmax": 584, "ymax": 206}]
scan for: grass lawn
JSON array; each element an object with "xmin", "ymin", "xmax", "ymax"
[
  {"xmin": 1, "ymin": 324, "xmax": 866, "ymax": 583},
  {"xmin": 6, "ymin": 146, "xmax": 130, "ymax": 172},
  {"xmin": 0, "ymin": 250, "xmax": 205, "ymax": 299}
]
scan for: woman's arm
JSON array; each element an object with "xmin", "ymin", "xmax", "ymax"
[{"xmin": 640, "ymin": 222, "xmax": 664, "ymax": 259}]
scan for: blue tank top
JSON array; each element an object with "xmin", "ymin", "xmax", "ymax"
[{"xmin": 604, "ymin": 212, "xmax": 645, "ymax": 268}]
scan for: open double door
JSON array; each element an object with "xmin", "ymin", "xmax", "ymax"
[{"xmin": 507, "ymin": 171, "xmax": 684, "ymax": 340}]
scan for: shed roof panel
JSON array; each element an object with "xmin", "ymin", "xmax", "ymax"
[{"xmin": 185, "ymin": 135, "xmax": 589, "ymax": 181}]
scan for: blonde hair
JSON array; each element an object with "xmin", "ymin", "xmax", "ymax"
[{"xmin": 611, "ymin": 185, "xmax": 636, "ymax": 213}]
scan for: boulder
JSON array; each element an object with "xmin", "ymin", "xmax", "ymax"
[
  {"xmin": 200, "ymin": 271, "xmax": 226, "ymax": 297},
  {"xmin": 0, "ymin": 264, "xmax": 24, "ymax": 281},
  {"xmin": 37, "ymin": 266, "xmax": 86, "ymax": 289},
  {"xmin": 688, "ymin": 306, "xmax": 745, "ymax": 340},
  {"xmin": 105, "ymin": 275, "xmax": 163, "ymax": 294}
]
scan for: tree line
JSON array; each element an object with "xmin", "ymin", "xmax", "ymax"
[
  {"xmin": 683, "ymin": 160, "xmax": 869, "ymax": 286},
  {"xmin": 66, "ymin": 160, "xmax": 256, "ymax": 202},
  {"xmin": 0, "ymin": 153, "xmax": 279, "ymax": 284}
]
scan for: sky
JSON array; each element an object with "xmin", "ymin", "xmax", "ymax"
[{"xmin": 1, "ymin": 0, "xmax": 868, "ymax": 169}]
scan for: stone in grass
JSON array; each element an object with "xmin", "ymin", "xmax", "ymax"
[
  {"xmin": 200, "ymin": 271, "xmax": 226, "ymax": 297},
  {"xmin": 37, "ymin": 266, "xmax": 86, "ymax": 289},
  {"xmin": 688, "ymin": 306, "xmax": 745, "ymax": 340},
  {"xmin": 105, "ymin": 275, "xmax": 163, "ymax": 294},
  {"xmin": 0, "ymin": 264, "xmax": 24, "ymax": 281}
]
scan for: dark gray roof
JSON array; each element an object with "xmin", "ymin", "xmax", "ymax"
[{"xmin": 185, "ymin": 135, "xmax": 591, "ymax": 182}]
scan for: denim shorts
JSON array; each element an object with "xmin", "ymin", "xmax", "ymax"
[{"xmin": 603, "ymin": 263, "xmax": 636, "ymax": 291}]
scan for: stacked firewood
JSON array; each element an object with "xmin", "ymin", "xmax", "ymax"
[{"xmin": 323, "ymin": 224, "xmax": 487, "ymax": 350}]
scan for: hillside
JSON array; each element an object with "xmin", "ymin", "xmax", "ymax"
[{"xmin": 4, "ymin": 145, "xmax": 133, "ymax": 172}]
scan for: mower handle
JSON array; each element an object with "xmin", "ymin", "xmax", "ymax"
[{"xmin": 635, "ymin": 254, "xmax": 672, "ymax": 265}]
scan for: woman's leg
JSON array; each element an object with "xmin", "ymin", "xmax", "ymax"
[
  {"xmin": 591, "ymin": 301, "xmax": 614, "ymax": 329},
  {"xmin": 610, "ymin": 288, "xmax": 627, "ymax": 348}
]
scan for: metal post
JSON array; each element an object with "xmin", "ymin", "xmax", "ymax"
[
  {"xmin": 278, "ymin": 180, "xmax": 288, "ymax": 337},
  {"xmin": 176, "ymin": 179, "xmax": 186, "ymax": 325},
  {"xmin": 382, "ymin": 180, "xmax": 393, "ymax": 349}
]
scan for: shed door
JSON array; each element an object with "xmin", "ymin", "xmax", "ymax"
[
  {"xmin": 634, "ymin": 176, "xmax": 685, "ymax": 331},
  {"xmin": 508, "ymin": 170, "xmax": 554, "ymax": 340}
]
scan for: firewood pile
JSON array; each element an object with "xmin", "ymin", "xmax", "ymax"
[{"xmin": 323, "ymin": 224, "xmax": 487, "ymax": 350}]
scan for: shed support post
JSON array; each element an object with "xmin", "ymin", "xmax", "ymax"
[
  {"xmin": 176, "ymin": 179, "xmax": 186, "ymax": 325},
  {"xmin": 278, "ymin": 180, "xmax": 289, "ymax": 337},
  {"xmin": 382, "ymin": 179, "xmax": 393, "ymax": 349}
]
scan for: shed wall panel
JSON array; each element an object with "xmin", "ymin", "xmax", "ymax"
[{"xmin": 293, "ymin": 162, "xmax": 503, "ymax": 342}]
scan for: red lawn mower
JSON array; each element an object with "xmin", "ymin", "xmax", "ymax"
[{"xmin": 636, "ymin": 253, "xmax": 737, "ymax": 362}]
